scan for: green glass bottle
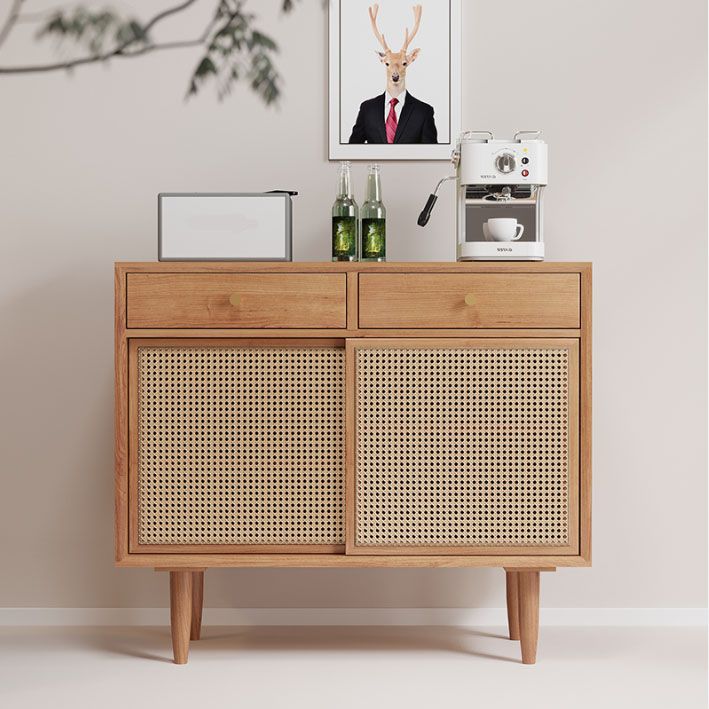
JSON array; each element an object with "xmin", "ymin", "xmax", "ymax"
[
  {"xmin": 360, "ymin": 164, "xmax": 386, "ymax": 262},
  {"xmin": 332, "ymin": 161, "xmax": 358, "ymax": 261}
]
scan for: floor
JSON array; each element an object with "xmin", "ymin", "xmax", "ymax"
[{"xmin": 0, "ymin": 626, "xmax": 706, "ymax": 708}]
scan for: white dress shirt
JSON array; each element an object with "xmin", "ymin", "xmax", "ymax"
[{"xmin": 384, "ymin": 90, "xmax": 407, "ymax": 124}]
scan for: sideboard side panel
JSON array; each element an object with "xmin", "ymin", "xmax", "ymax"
[
  {"xmin": 580, "ymin": 265, "xmax": 593, "ymax": 563},
  {"xmin": 115, "ymin": 265, "xmax": 129, "ymax": 563}
]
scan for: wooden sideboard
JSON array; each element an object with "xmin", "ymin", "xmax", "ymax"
[{"xmin": 115, "ymin": 261, "xmax": 592, "ymax": 664}]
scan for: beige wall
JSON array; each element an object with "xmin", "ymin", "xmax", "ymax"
[{"xmin": 0, "ymin": 0, "xmax": 706, "ymax": 609}]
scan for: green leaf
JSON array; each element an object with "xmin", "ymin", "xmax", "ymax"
[
  {"xmin": 115, "ymin": 20, "xmax": 148, "ymax": 46},
  {"xmin": 185, "ymin": 4, "xmax": 281, "ymax": 106},
  {"xmin": 35, "ymin": 7, "xmax": 144, "ymax": 54},
  {"xmin": 195, "ymin": 56, "xmax": 217, "ymax": 77},
  {"xmin": 34, "ymin": 1, "xmax": 287, "ymax": 108},
  {"xmin": 250, "ymin": 31, "xmax": 277, "ymax": 51}
]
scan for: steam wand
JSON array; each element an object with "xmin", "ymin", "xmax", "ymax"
[{"xmin": 417, "ymin": 175, "xmax": 457, "ymax": 226}]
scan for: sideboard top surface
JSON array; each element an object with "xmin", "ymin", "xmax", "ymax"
[{"xmin": 116, "ymin": 261, "xmax": 591, "ymax": 274}]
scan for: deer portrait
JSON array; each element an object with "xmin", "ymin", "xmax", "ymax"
[
  {"xmin": 349, "ymin": 3, "xmax": 437, "ymax": 145},
  {"xmin": 369, "ymin": 3, "xmax": 422, "ymax": 97}
]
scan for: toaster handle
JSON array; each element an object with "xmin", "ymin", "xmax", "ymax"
[{"xmin": 417, "ymin": 193, "xmax": 438, "ymax": 227}]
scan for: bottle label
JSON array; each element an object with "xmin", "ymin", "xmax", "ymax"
[
  {"xmin": 332, "ymin": 217, "xmax": 357, "ymax": 258},
  {"xmin": 362, "ymin": 218, "xmax": 386, "ymax": 259}
]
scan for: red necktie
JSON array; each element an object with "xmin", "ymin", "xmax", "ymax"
[{"xmin": 386, "ymin": 98, "xmax": 399, "ymax": 143}]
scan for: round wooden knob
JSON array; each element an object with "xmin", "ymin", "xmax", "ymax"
[
  {"xmin": 464, "ymin": 293, "xmax": 475, "ymax": 306},
  {"xmin": 229, "ymin": 293, "xmax": 241, "ymax": 307}
]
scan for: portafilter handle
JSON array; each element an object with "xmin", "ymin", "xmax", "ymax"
[{"xmin": 417, "ymin": 174, "xmax": 457, "ymax": 227}]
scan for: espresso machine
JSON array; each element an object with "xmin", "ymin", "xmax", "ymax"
[{"xmin": 418, "ymin": 131, "xmax": 548, "ymax": 260}]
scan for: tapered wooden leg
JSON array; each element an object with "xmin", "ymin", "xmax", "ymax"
[
  {"xmin": 190, "ymin": 571, "xmax": 204, "ymax": 641},
  {"xmin": 518, "ymin": 570, "xmax": 540, "ymax": 664},
  {"xmin": 170, "ymin": 571, "xmax": 193, "ymax": 664},
  {"xmin": 505, "ymin": 571, "xmax": 520, "ymax": 641}
]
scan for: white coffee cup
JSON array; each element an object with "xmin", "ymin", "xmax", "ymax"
[{"xmin": 482, "ymin": 218, "xmax": 525, "ymax": 242}]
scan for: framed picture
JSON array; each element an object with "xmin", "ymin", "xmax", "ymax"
[{"xmin": 328, "ymin": 0, "xmax": 461, "ymax": 161}]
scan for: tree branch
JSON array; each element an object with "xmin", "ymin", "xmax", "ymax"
[
  {"xmin": 0, "ymin": 0, "xmax": 200, "ymax": 74},
  {"xmin": 122, "ymin": 38, "xmax": 205, "ymax": 58},
  {"xmin": 0, "ymin": 0, "xmax": 293, "ymax": 105},
  {"xmin": 0, "ymin": 0, "xmax": 24, "ymax": 50},
  {"xmin": 139, "ymin": 0, "xmax": 198, "ymax": 38}
]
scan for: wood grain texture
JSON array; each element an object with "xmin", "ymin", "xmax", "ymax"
[
  {"xmin": 190, "ymin": 571, "xmax": 204, "ymax": 641},
  {"xmin": 505, "ymin": 571, "xmax": 520, "ymax": 641},
  {"xmin": 127, "ymin": 273, "xmax": 347, "ymax": 329},
  {"xmin": 567, "ymin": 339, "xmax": 581, "ymax": 554},
  {"xmin": 115, "ymin": 262, "xmax": 592, "ymax": 577},
  {"xmin": 128, "ymin": 341, "xmax": 139, "ymax": 555},
  {"xmin": 345, "ymin": 339, "xmax": 357, "ymax": 555},
  {"xmin": 518, "ymin": 571, "xmax": 540, "ymax": 664},
  {"xmin": 346, "ymin": 272, "xmax": 358, "ymax": 330},
  {"xmin": 114, "ymin": 265, "xmax": 129, "ymax": 563},
  {"xmin": 170, "ymin": 571, "xmax": 192, "ymax": 664},
  {"xmin": 119, "ymin": 554, "xmax": 589, "ymax": 569},
  {"xmin": 580, "ymin": 264, "xmax": 593, "ymax": 563},
  {"xmin": 137, "ymin": 544, "xmax": 345, "ymax": 554},
  {"xmin": 124, "ymin": 328, "xmax": 582, "ymax": 339},
  {"xmin": 116, "ymin": 261, "xmax": 592, "ymax": 274},
  {"xmin": 359, "ymin": 273, "xmax": 580, "ymax": 329}
]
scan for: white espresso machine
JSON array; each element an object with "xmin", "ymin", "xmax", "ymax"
[{"xmin": 418, "ymin": 131, "xmax": 548, "ymax": 261}]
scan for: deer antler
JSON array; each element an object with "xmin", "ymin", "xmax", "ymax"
[
  {"xmin": 368, "ymin": 4, "xmax": 390, "ymax": 53},
  {"xmin": 401, "ymin": 4, "xmax": 422, "ymax": 52}
]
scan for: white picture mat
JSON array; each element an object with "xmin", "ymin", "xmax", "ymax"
[
  {"xmin": 329, "ymin": 0, "xmax": 461, "ymax": 161},
  {"xmin": 159, "ymin": 195, "xmax": 289, "ymax": 260}
]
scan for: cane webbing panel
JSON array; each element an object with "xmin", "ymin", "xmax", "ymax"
[
  {"xmin": 137, "ymin": 346, "xmax": 345, "ymax": 545},
  {"xmin": 355, "ymin": 347, "xmax": 570, "ymax": 547}
]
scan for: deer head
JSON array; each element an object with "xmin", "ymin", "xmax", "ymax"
[{"xmin": 369, "ymin": 4, "xmax": 422, "ymax": 95}]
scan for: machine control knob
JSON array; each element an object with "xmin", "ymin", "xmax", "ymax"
[{"xmin": 495, "ymin": 152, "xmax": 516, "ymax": 174}]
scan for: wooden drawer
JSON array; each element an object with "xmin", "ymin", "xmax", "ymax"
[
  {"xmin": 358, "ymin": 273, "xmax": 580, "ymax": 329},
  {"xmin": 126, "ymin": 273, "xmax": 347, "ymax": 328}
]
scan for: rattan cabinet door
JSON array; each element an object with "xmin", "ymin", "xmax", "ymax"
[
  {"xmin": 129, "ymin": 339, "xmax": 345, "ymax": 553},
  {"xmin": 347, "ymin": 339, "xmax": 579, "ymax": 556}
]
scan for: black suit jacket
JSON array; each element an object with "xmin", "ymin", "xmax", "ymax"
[{"xmin": 348, "ymin": 92, "xmax": 438, "ymax": 144}]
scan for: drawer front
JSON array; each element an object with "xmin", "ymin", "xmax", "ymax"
[
  {"xmin": 359, "ymin": 273, "xmax": 580, "ymax": 329},
  {"xmin": 127, "ymin": 273, "xmax": 347, "ymax": 328}
]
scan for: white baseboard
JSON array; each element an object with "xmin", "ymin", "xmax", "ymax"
[{"xmin": 0, "ymin": 607, "xmax": 706, "ymax": 627}]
